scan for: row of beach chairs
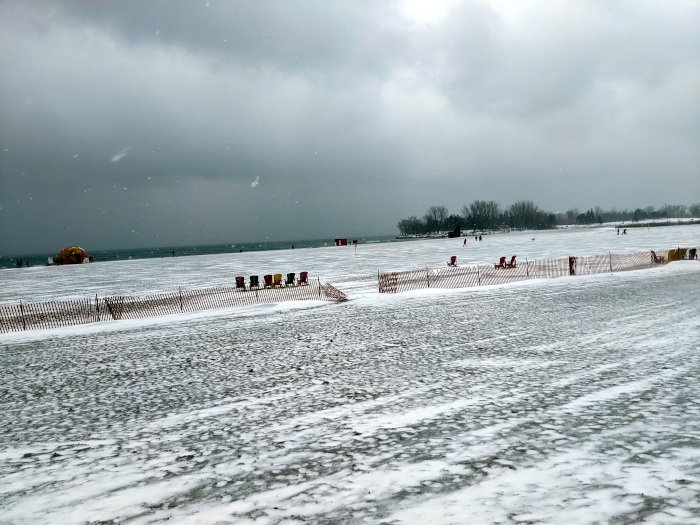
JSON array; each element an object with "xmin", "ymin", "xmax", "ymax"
[
  {"xmin": 447, "ymin": 255, "xmax": 517, "ymax": 268},
  {"xmin": 494, "ymin": 255, "xmax": 517, "ymax": 269},
  {"xmin": 651, "ymin": 248, "xmax": 697, "ymax": 263},
  {"xmin": 235, "ymin": 271, "xmax": 308, "ymax": 290}
]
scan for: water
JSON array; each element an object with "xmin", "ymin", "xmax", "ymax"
[{"xmin": 0, "ymin": 235, "xmax": 401, "ymax": 269}]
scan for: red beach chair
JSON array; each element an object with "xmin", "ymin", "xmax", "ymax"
[
  {"xmin": 494, "ymin": 256, "xmax": 506, "ymax": 269},
  {"xmin": 297, "ymin": 271, "xmax": 309, "ymax": 285},
  {"xmin": 506, "ymin": 255, "xmax": 517, "ymax": 268},
  {"xmin": 447, "ymin": 255, "xmax": 457, "ymax": 266},
  {"xmin": 235, "ymin": 276, "xmax": 245, "ymax": 290},
  {"xmin": 263, "ymin": 274, "xmax": 273, "ymax": 288},
  {"xmin": 650, "ymin": 250, "xmax": 665, "ymax": 264}
]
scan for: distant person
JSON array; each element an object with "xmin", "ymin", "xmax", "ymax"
[
  {"xmin": 623, "ymin": 228, "xmax": 627, "ymax": 235},
  {"xmin": 291, "ymin": 244, "xmax": 294, "ymax": 249},
  {"xmin": 463, "ymin": 239, "xmax": 466, "ymax": 247},
  {"xmin": 479, "ymin": 235, "xmax": 482, "ymax": 242},
  {"xmin": 617, "ymin": 228, "xmax": 619, "ymax": 235}
]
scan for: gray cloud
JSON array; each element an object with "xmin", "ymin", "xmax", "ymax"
[{"xmin": 1, "ymin": 0, "xmax": 698, "ymax": 254}]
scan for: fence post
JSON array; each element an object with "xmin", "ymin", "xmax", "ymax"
[
  {"xmin": 179, "ymin": 287, "xmax": 183, "ymax": 312},
  {"xmin": 426, "ymin": 269, "xmax": 430, "ymax": 288},
  {"xmin": 609, "ymin": 252, "xmax": 613, "ymax": 272},
  {"xmin": 477, "ymin": 265, "xmax": 481, "ymax": 286},
  {"xmin": 19, "ymin": 301, "xmax": 26, "ymax": 331},
  {"xmin": 525, "ymin": 258, "xmax": 529, "ymax": 277},
  {"xmin": 95, "ymin": 294, "xmax": 99, "ymax": 322}
]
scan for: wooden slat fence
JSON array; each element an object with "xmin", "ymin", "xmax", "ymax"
[
  {"xmin": 1, "ymin": 278, "xmax": 345, "ymax": 333},
  {"xmin": 378, "ymin": 250, "xmax": 671, "ymax": 293},
  {"xmin": 0, "ymin": 298, "xmax": 97, "ymax": 333}
]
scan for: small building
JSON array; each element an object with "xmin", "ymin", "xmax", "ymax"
[
  {"xmin": 499, "ymin": 224, "xmax": 510, "ymax": 233},
  {"xmin": 334, "ymin": 238, "xmax": 348, "ymax": 246}
]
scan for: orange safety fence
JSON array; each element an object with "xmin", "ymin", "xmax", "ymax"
[
  {"xmin": 378, "ymin": 250, "xmax": 671, "ymax": 293},
  {"xmin": 0, "ymin": 278, "xmax": 347, "ymax": 333}
]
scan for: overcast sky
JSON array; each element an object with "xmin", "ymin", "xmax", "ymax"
[{"xmin": 1, "ymin": 0, "xmax": 699, "ymax": 254}]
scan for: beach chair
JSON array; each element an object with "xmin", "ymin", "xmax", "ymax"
[
  {"xmin": 273, "ymin": 273, "xmax": 283, "ymax": 287},
  {"xmin": 650, "ymin": 250, "xmax": 665, "ymax": 264},
  {"xmin": 494, "ymin": 256, "xmax": 506, "ymax": 269},
  {"xmin": 447, "ymin": 255, "xmax": 457, "ymax": 266},
  {"xmin": 506, "ymin": 255, "xmax": 517, "ymax": 268},
  {"xmin": 263, "ymin": 274, "xmax": 273, "ymax": 288},
  {"xmin": 249, "ymin": 275, "xmax": 259, "ymax": 289},
  {"xmin": 297, "ymin": 271, "xmax": 309, "ymax": 285},
  {"xmin": 285, "ymin": 272, "xmax": 296, "ymax": 286},
  {"xmin": 690, "ymin": 248, "xmax": 697, "ymax": 260},
  {"xmin": 235, "ymin": 276, "xmax": 245, "ymax": 290}
]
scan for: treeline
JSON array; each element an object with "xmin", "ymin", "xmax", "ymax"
[
  {"xmin": 562, "ymin": 203, "xmax": 700, "ymax": 224},
  {"xmin": 397, "ymin": 201, "xmax": 700, "ymax": 236}
]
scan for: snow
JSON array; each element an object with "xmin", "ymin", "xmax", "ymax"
[
  {"xmin": 2, "ymin": 224, "xmax": 698, "ymax": 304},
  {"xmin": 1, "ymin": 225, "xmax": 699, "ymax": 524}
]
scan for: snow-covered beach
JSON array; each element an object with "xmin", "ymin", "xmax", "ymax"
[{"xmin": 2, "ymin": 225, "xmax": 699, "ymax": 524}]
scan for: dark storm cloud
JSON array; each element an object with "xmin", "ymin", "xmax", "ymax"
[
  {"xmin": 1, "ymin": 0, "xmax": 698, "ymax": 254},
  {"xmin": 55, "ymin": 0, "xmax": 405, "ymax": 76}
]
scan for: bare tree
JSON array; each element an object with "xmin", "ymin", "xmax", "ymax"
[
  {"xmin": 424, "ymin": 205, "xmax": 449, "ymax": 231},
  {"xmin": 469, "ymin": 200, "xmax": 501, "ymax": 230}
]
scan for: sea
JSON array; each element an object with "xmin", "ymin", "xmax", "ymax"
[{"xmin": 0, "ymin": 235, "xmax": 403, "ymax": 269}]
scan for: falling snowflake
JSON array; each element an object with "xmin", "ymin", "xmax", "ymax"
[{"xmin": 110, "ymin": 146, "xmax": 131, "ymax": 163}]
